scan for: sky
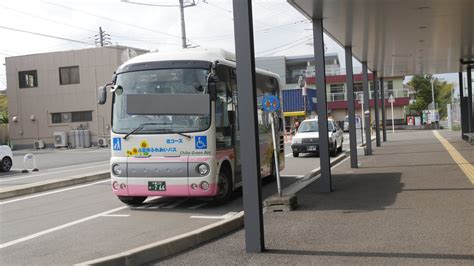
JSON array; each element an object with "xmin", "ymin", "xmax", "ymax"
[{"xmin": 0, "ymin": 0, "xmax": 460, "ymax": 91}]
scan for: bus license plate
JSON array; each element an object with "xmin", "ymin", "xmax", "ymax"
[
  {"xmin": 307, "ymin": 146, "xmax": 317, "ymax": 151},
  {"xmin": 148, "ymin": 181, "xmax": 166, "ymax": 191}
]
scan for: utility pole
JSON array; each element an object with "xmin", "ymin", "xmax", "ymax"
[
  {"xmin": 179, "ymin": 0, "xmax": 187, "ymax": 48},
  {"xmin": 99, "ymin": 27, "xmax": 104, "ymax": 47},
  {"xmin": 121, "ymin": 0, "xmax": 196, "ymax": 48},
  {"xmin": 95, "ymin": 27, "xmax": 111, "ymax": 47}
]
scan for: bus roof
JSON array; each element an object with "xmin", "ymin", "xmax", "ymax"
[{"xmin": 118, "ymin": 48, "xmax": 280, "ymax": 80}]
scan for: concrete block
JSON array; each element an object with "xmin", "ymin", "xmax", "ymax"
[{"xmin": 264, "ymin": 194, "xmax": 298, "ymax": 212}]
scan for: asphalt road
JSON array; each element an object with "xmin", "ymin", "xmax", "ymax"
[
  {"xmin": 0, "ymin": 133, "xmax": 362, "ymax": 265},
  {"xmin": 0, "ymin": 148, "xmax": 110, "ymax": 188},
  {"xmin": 0, "ymin": 175, "xmax": 296, "ymax": 265},
  {"xmin": 282, "ymin": 132, "xmax": 362, "ymax": 177},
  {"xmin": 10, "ymin": 147, "xmax": 110, "ymax": 171}
]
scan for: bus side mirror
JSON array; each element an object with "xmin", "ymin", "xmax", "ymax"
[
  {"xmin": 98, "ymin": 86, "xmax": 107, "ymax": 105},
  {"xmin": 208, "ymin": 82, "xmax": 217, "ymax": 101},
  {"xmin": 227, "ymin": 110, "xmax": 235, "ymax": 125}
]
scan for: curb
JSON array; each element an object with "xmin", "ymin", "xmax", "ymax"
[
  {"xmin": 77, "ymin": 212, "xmax": 244, "ymax": 266},
  {"xmin": 0, "ymin": 171, "xmax": 110, "ymax": 200}
]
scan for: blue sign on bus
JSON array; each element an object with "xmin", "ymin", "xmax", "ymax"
[{"xmin": 262, "ymin": 95, "xmax": 280, "ymax": 112}]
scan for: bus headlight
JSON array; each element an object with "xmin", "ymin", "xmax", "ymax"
[
  {"xmin": 197, "ymin": 163, "xmax": 209, "ymax": 176},
  {"xmin": 112, "ymin": 164, "xmax": 122, "ymax": 175}
]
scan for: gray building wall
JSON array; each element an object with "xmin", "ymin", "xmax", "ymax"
[
  {"xmin": 256, "ymin": 56, "xmax": 287, "ymax": 89},
  {"xmin": 6, "ymin": 46, "xmax": 148, "ymax": 149}
]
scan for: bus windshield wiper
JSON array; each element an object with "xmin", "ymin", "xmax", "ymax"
[
  {"xmin": 156, "ymin": 128, "xmax": 192, "ymax": 139},
  {"xmin": 123, "ymin": 123, "xmax": 168, "ymax": 140}
]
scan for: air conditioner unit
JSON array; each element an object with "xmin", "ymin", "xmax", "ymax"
[
  {"xmin": 53, "ymin": 132, "xmax": 67, "ymax": 148},
  {"xmin": 97, "ymin": 137, "xmax": 108, "ymax": 147},
  {"xmin": 33, "ymin": 140, "xmax": 45, "ymax": 149}
]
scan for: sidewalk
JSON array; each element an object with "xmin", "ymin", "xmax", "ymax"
[{"xmin": 158, "ymin": 130, "xmax": 474, "ymax": 265}]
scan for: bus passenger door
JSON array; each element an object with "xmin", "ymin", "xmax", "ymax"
[
  {"xmin": 215, "ymin": 66, "xmax": 237, "ymax": 182},
  {"xmin": 230, "ymin": 69, "xmax": 242, "ymax": 184}
]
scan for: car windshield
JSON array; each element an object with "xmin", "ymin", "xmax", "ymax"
[
  {"xmin": 297, "ymin": 120, "xmax": 334, "ymax": 133},
  {"xmin": 112, "ymin": 68, "xmax": 211, "ymax": 134}
]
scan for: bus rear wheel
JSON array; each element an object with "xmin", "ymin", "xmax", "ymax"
[
  {"xmin": 214, "ymin": 171, "xmax": 232, "ymax": 203},
  {"xmin": 118, "ymin": 196, "xmax": 147, "ymax": 206}
]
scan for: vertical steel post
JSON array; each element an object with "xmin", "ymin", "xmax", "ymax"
[
  {"xmin": 468, "ymin": 66, "xmax": 473, "ymax": 134},
  {"xmin": 179, "ymin": 0, "xmax": 187, "ymax": 48},
  {"xmin": 380, "ymin": 77, "xmax": 387, "ymax": 141},
  {"xmin": 459, "ymin": 71, "xmax": 465, "ymax": 137},
  {"xmin": 232, "ymin": 0, "xmax": 264, "ymax": 253},
  {"xmin": 345, "ymin": 46, "xmax": 358, "ymax": 168},
  {"xmin": 313, "ymin": 18, "xmax": 332, "ymax": 192},
  {"xmin": 373, "ymin": 71, "xmax": 381, "ymax": 147},
  {"xmin": 362, "ymin": 63, "xmax": 372, "ymax": 155}
]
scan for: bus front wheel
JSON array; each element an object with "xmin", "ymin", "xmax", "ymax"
[
  {"xmin": 118, "ymin": 196, "xmax": 147, "ymax": 206},
  {"xmin": 214, "ymin": 171, "xmax": 232, "ymax": 203}
]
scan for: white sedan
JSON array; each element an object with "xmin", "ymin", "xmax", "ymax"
[
  {"xmin": 0, "ymin": 145, "xmax": 13, "ymax": 172},
  {"xmin": 291, "ymin": 118, "xmax": 344, "ymax": 157}
]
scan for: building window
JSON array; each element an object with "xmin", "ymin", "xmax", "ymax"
[
  {"xmin": 59, "ymin": 66, "xmax": 80, "ymax": 85},
  {"xmin": 386, "ymin": 80, "xmax": 394, "ymax": 97},
  {"xmin": 330, "ymin": 84, "xmax": 345, "ymax": 101},
  {"xmin": 51, "ymin": 111, "xmax": 92, "ymax": 124},
  {"xmin": 353, "ymin": 83, "xmax": 363, "ymax": 92},
  {"xmin": 18, "ymin": 70, "xmax": 38, "ymax": 88}
]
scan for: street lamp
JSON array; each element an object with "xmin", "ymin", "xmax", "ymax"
[
  {"xmin": 298, "ymin": 75, "xmax": 307, "ymax": 118},
  {"xmin": 389, "ymin": 94, "xmax": 395, "ymax": 133},
  {"xmin": 357, "ymin": 94, "xmax": 364, "ymax": 144},
  {"xmin": 430, "ymin": 77, "xmax": 439, "ymax": 129}
]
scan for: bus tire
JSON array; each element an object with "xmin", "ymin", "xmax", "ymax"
[
  {"xmin": 267, "ymin": 158, "xmax": 277, "ymax": 181},
  {"xmin": 293, "ymin": 152, "xmax": 299, "ymax": 157},
  {"xmin": 330, "ymin": 141, "xmax": 338, "ymax": 157},
  {"xmin": 214, "ymin": 169, "xmax": 232, "ymax": 203},
  {"xmin": 118, "ymin": 196, "xmax": 147, "ymax": 206},
  {"xmin": 337, "ymin": 140, "xmax": 343, "ymax": 153},
  {"xmin": 0, "ymin": 157, "xmax": 12, "ymax": 172}
]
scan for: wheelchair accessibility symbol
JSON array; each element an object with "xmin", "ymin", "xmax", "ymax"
[{"xmin": 195, "ymin": 136, "xmax": 207, "ymax": 149}]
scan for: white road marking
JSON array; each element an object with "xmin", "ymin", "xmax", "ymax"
[
  {"xmin": 161, "ymin": 198, "xmax": 188, "ymax": 209},
  {"xmin": 190, "ymin": 211, "xmax": 239, "ymax": 219},
  {"xmin": 101, "ymin": 214, "xmax": 130, "ymax": 218},
  {"xmin": 0, "ymin": 163, "xmax": 109, "ymax": 183},
  {"xmin": 0, "ymin": 180, "xmax": 110, "ymax": 205},
  {"xmin": 0, "ymin": 206, "xmax": 127, "ymax": 249}
]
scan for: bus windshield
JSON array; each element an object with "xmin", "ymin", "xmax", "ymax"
[{"xmin": 112, "ymin": 68, "xmax": 211, "ymax": 134}]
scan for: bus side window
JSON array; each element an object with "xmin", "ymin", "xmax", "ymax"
[{"xmin": 215, "ymin": 66, "xmax": 232, "ymax": 149}]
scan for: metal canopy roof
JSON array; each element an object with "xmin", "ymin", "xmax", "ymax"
[{"xmin": 288, "ymin": 0, "xmax": 474, "ymax": 77}]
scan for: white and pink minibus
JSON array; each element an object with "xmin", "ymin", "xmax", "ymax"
[{"xmin": 98, "ymin": 48, "xmax": 285, "ymax": 205}]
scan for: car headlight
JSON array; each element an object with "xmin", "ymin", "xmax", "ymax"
[
  {"xmin": 112, "ymin": 164, "xmax": 122, "ymax": 175},
  {"xmin": 292, "ymin": 138, "xmax": 302, "ymax": 144},
  {"xmin": 197, "ymin": 163, "xmax": 209, "ymax": 176}
]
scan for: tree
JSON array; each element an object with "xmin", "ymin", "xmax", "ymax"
[
  {"xmin": 408, "ymin": 75, "xmax": 452, "ymax": 119},
  {"xmin": 0, "ymin": 95, "xmax": 7, "ymax": 124}
]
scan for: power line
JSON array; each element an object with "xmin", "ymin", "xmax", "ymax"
[
  {"xmin": 0, "ymin": 3, "xmax": 96, "ymax": 34},
  {"xmin": 120, "ymin": 0, "xmax": 180, "ymax": 7},
  {"xmin": 0, "ymin": 25, "xmax": 94, "ymax": 45},
  {"xmin": 43, "ymin": 1, "xmax": 186, "ymax": 42},
  {"xmin": 257, "ymin": 35, "xmax": 312, "ymax": 56},
  {"xmin": 202, "ymin": 0, "xmax": 231, "ymax": 13}
]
